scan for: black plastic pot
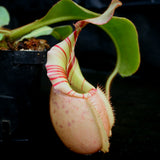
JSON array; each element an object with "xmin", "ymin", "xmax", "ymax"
[{"xmin": 0, "ymin": 50, "xmax": 46, "ymax": 143}]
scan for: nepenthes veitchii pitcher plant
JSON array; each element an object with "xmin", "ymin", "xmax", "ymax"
[{"xmin": 45, "ymin": 0, "xmax": 140, "ymax": 154}]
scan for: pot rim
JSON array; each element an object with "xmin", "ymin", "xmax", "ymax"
[{"xmin": 0, "ymin": 50, "xmax": 47, "ymax": 64}]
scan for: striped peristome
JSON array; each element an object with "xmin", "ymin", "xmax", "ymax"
[{"xmin": 46, "ymin": 29, "xmax": 95, "ymax": 98}]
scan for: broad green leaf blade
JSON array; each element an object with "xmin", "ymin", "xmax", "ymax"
[
  {"xmin": 100, "ymin": 17, "xmax": 140, "ymax": 77},
  {"xmin": 100, "ymin": 17, "xmax": 140, "ymax": 97},
  {"xmin": 0, "ymin": 33, "xmax": 4, "ymax": 41},
  {"xmin": 18, "ymin": 25, "xmax": 72, "ymax": 42},
  {"xmin": 51, "ymin": 25, "xmax": 73, "ymax": 40},
  {"xmin": 0, "ymin": 6, "xmax": 10, "ymax": 27},
  {"xmin": 19, "ymin": 26, "xmax": 53, "ymax": 41}
]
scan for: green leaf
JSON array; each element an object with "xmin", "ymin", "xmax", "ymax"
[
  {"xmin": 100, "ymin": 17, "xmax": 140, "ymax": 97},
  {"xmin": 18, "ymin": 25, "xmax": 73, "ymax": 42},
  {"xmin": 100, "ymin": 17, "xmax": 140, "ymax": 77},
  {"xmin": 51, "ymin": 25, "xmax": 73, "ymax": 40},
  {"xmin": 0, "ymin": 33, "xmax": 4, "ymax": 41},
  {"xmin": 19, "ymin": 26, "xmax": 53, "ymax": 41},
  {"xmin": 0, "ymin": 6, "xmax": 10, "ymax": 27}
]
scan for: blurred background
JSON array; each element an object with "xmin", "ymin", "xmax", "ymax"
[{"xmin": 0, "ymin": 0, "xmax": 160, "ymax": 159}]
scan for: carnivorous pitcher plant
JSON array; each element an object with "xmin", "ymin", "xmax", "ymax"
[
  {"xmin": 45, "ymin": 0, "xmax": 140, "ymax": 154},
  {"xmin": 1, "ymin": 0, "xmax": 140, "ymax": 154}
]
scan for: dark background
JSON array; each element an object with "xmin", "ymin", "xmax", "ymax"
[{"xmin": 0, "ymin": 0, "xmax": 160, "ymax": 159}]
